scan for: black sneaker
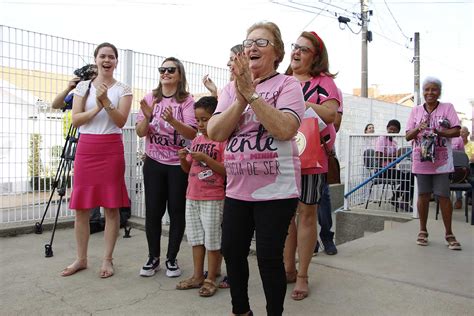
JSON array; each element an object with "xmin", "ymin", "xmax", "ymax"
[
  {"xmin": 321, "ymin": 240, "xmax": 338, "ymax": 255},
  {"xmin": 139, "ymin": 256, "xmax": 160, "ymax": 277},
  {"xmin": 165, "ymin": 259, "xmax": 182, "ymax": 277}
]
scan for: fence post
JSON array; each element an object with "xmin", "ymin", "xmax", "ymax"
[
  {"xmin": 123, "ymin": 49, "xmax": 134, "ymax": 127},
  {"xmin": 343, "ymin": 133, "xmax": 352, "ymax": 211},
  {"xmin": 412, "ymin": 179, "xmax": 419, "ymax": 218}
]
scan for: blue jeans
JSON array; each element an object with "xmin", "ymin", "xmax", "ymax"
[{"xmin": 318, "ymin": 183, "xmax": 334, "ymax": 242}]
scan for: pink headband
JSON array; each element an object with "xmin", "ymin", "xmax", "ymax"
[{"xmin": 309, "ymin": 31, "xmax": 324, "ymax": 52}]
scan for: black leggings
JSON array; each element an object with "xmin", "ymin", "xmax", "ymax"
[
  {"xmin": 143, "ymin": 157, "xmax": 188, "ymax": 261},
  {"xmin": 221, "ymin": 197, "xmax": 297, "ymax": 316}
]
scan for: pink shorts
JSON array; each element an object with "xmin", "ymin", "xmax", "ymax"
[{"xmin": 69, "ymin": 134, "xmax": 130, "ymax": 210}]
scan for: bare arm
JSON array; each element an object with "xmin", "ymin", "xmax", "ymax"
[
  {"xmin": 334, "ymin": 112, "xmax": 342, "ymax": 132},
  {"xmin": 406, "ymin": 120, "xmax": 428, "ymax": 141},
  {"xmin": 232, "ymin": 53, "xmax": 300, "ymax": 141},
  {"xmin": 52, "ymin": 77, "xmax": 80, "ymax": 109},
  {"xmin": 191, "ymin": 151, "xmax": 226, "ymax": 176},
  {"xmin": 207, "ymin": 99, "xmax": 246, "ymax": 142},
  {"xmin": 247, "ymin": 96, "xmax": 300, "ymax": 141},
  {"xmin": 406, "ymin": 128, "xmax": 420, "ymax": 141},
  {"xmin": 178, "ymin": 148, "xmax": 191, "ymax": 173},
  {"xmin": 307, "ymin": 99, "xmax": 338, "ymax": 125},
  {"xmin": 95, "ymin": 83, "xmax": 132, "ymax": 128},
  {"xmin": 71, "ymin": 94, "xmax": 101, "ymax": 127},
  {"xmin": 99, "ymin": 95, "xmax": 132, "ymax": 128},
  {"xmin": 161, "ymin": 106, "xmax": 196, "ymax": 140},
  {"xmin": 203, "ymin": 75, "xmax": 218, "ymax": 98},
  {"xmin": 435, "ymin": 126, "xmax": 460, "ymax": 138},
  {"xmin": 136, "ymin": 99, "xmax": 153, "ymax": 137}
]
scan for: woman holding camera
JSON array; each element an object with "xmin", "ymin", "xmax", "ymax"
[
  {"xmin": 405, "ymin": 76, "xmax": 461, "ymax": 250},
  {"xmin": 135, "ymin": 57, "xmax": 196, "ymax": 278},
  {"xmin": 61, "ymin": 42, "xmax": 132, "ymax": 278}
]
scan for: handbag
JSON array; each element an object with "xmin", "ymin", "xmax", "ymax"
[
  {"xmin": 322, "ymin": 140, "xmax": 341, "ymax": 184},
  {"xmin": 295, "ymin": 117, "xmax": 323, "ymax": 170}
]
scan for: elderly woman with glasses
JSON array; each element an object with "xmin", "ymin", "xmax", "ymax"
[
  {"xmin": 207, "ymin": 21, "xmax": 305, "ymax": 316},
  {"xmin": 283, "ymin": 31, "xmax": 341, "ymax": 301},
  {"xmin": 135, "ymin": 57, "xmax": 197, "ymax": 278},
  {"xmin": 405, "ymin": 76, "xmax": 462, "ymax": 250}
]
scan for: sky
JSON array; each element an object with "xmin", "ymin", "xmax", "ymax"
[{"xmin": 1, "ymin": 0, "xmax": 473, "ymax": 116}]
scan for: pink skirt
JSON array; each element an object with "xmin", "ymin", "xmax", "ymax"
[{"xmin": 69, "ymin": 134, "xmax": 130, "ymax": 210}]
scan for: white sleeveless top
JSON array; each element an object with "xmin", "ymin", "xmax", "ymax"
[{"xmin": 74, "ymin": 80, "xmax": 132, "ymax": 134}]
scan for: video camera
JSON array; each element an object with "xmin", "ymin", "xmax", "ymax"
[
  {"xmin": 62, "ymin": 64, "xmax": 97, "ymax": 111},
  {"xmin": 74, "ymin": 64, "xmax": 97, "ymax": 82}
]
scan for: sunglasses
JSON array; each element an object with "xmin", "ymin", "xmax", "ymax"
[{"xmin": 158, "ymin": 67, "xmax": 177, "ymax": 74}]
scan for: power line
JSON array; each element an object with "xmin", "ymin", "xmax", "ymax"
[
  {"xmin": 372, "ymin": 1, "xmax": 472, "ymax": 3},
  {"xmin": 270, "ymin": 0, "xmax": 363, "ymax": 34},
  {"xmin": 317, "ymin": 0, "xmax": 359, "ymax": 17},
  {"xmin": 383, "ymin": 0, "xmax": 410, "ymax": 40}
]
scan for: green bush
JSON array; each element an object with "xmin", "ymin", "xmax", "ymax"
[{"xmin": 30, "ymin": 176, "xmax": 53, "ymax": 191}]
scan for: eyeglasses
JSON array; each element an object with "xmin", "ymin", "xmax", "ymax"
[
  {"xmin": 291, "ymin": 43, "xmax": 313, "ymax": 54},
  {"xmin": 158, "ymin": 67, "xmax": 177, "ymax": 74},
  {"xmin": 242, "ymin": 38, "xmax": 274, "ymax": 48}
]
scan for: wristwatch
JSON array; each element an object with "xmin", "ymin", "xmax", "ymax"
[
  {"xmin": 104, "ymin": 103, "xmax": 116, "ymax": 112},
  {"xmin": 248, "ymin": 92, "xmax": 260, "ymax": 104}
]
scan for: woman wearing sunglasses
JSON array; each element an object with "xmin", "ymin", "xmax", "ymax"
[
  {"xmin": 283, "ymin": 31, "xmax": 341, "ymax": 301},
  {"xmin": 135, "ymin": 57, "xmax": 196, "ymax": 278},
  {"xmin": 208, "ymin": 21, "xmax": 305, "ymax": 316}
]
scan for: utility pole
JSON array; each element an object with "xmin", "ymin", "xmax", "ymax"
[
  {"xmin": 413, "ymin": 32, "xmax": 420, "ymax": 105},
  {"xmin": 361, "ymin": 0, "xmax": 369, "ymax": 97}
]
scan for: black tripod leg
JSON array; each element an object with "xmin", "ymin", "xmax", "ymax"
[
  {"xmin": 46, "ymin": 158, "xmax": 74, "ymax": 257},
  {"xmin": 45, "ymin": 194, "xmax": 64, "ymax": 258},
  {"xmin": 35, "ymin": 125, "xmax": 76, "ymax": 234},
  {"xmin": 35, "ymin": 188, "xmax": 57, "ymax": 234},
  {"xmin": 41, "ymin": 125, "xmax": 77, "ymax": 258},
  {"xmin": 35, "ymin": 153, "xmax": 69, "ymax": 234}
]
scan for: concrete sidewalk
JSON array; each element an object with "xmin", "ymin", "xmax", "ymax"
[{"xmin": 0, "ymin": 210, "xmax": 472, "ymax": 315}]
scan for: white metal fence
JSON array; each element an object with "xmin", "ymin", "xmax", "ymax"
[
  {"xmin": 1, "ymin": 25, "xmax": 421, "ymax": 224},
  {"xmin": 343, "ymin": 134, "xmax": 415, "ymax": 213},
  {"xmin": 0, "ymin": 25, "xmax": 227, "ymax": 223}
]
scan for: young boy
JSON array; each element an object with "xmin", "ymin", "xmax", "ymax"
[{"xmin": 176, "ymin": 96, "xmax": 226, "ymax": 297}]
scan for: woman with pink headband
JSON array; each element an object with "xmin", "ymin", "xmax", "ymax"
[{"xmin": 284, "ymin": 31, "xmax": 341, "ymax": 301}]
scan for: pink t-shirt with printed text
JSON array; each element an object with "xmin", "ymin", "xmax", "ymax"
[
  {"xmin": 301, "ymin": 75, "xmax": 341, "ymax": 174},
  {"xmin": 186, "ymin": 134, "xmax": 226, "ymax": 201},
  {"xmin": 406, "ymin": 102, "xmax": 461, "ymax": 174},
  {"xmin": 215, "ymin": 74, "xmax": 305, "ymax": 202},
  {"xmin": 136, "ymin": 93, "xmax": 196, "ymax": 165}
]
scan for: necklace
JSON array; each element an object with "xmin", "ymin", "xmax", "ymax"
[{"xmin": 257, "ymin": 71, "xmax": 279, "ymax": 85}]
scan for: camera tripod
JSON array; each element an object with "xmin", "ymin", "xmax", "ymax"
[{"xmin": 35, "ymin": 124, "xmax": 78, "ymax": 257}]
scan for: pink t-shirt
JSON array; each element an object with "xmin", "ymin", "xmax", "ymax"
[
  {"xmin": 375, "ymin": 136, "xmax": 398, "ymax": 167},
  {"xmin": 215, "ymin": 74, "xmax": 305, "ymax": 202},
  {"xmin": 186, "ymin": 134, "xmax": 226, "ymax": 200},
  {"xmin": 136, "ymin": 93, "xmax": 196, "ymax": 165},
  {"xmin": 451, "ymin": 136, "xmax": 465, "ymax": 151},
  {"xmin": 406, "ymin": 102, "xmax": 461, "ymax": 174},
  {"xmin": 301, "ymin": 75, "xmax": 341, "ymax": 174}
]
